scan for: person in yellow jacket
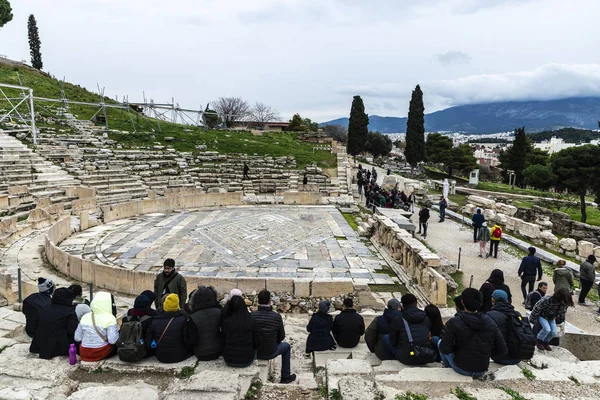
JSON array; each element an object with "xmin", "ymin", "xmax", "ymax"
[{"xmin": 489, "ymin": 224, "xmax": 503, "ymax": 258}]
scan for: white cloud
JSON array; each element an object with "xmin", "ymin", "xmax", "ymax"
[{"xmin": 435, "ymin": 51, "xmax": 472, "ymax": 65}]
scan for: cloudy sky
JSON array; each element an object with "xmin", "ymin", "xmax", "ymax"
[{"xmin": 3, "ymin": 0, "xmax": 600, "ymax": 122}]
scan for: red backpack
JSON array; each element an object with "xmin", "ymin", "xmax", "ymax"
[{"xmin": 492, "ymin": 227, "xmax": 502, "ymax": 239}]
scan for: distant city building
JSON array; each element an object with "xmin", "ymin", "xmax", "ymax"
[
  {"xmin": 230, "ymin": 121, "xmax": 289, "ymax": 132},
  {"xmin": 534, "ymin": 136, "xmax": 600, "ymax": 154}
]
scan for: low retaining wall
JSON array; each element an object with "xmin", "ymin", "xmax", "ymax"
[
  {"xmin": 45, "ymin": 192, "xmax": 357, "ymax": 298},
  {"xmin": 371, "ymin": 214, "xmax": 447, "ymax": 306}
]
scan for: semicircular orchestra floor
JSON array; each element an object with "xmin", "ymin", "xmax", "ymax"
[{"xmin": 58, "ymin": 206, "xmax": 397, "ymax": 285}]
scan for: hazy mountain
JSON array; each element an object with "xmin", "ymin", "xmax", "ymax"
[{"xmin": 320, "ymin": 97, "xmax": 600, "ymax": 134}]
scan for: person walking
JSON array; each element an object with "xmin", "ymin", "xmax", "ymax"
[
  {"xmin": 417, "ymin": 205, "xmax": 430, "ymax": 239},
  {"xmin": 477, "ymin": 223, "xmax": 491, "ymax": 258},
  {"xmin": 530, "ymin": 289, "xmax": 574, "ymax": 351},
  {"xmin": 306, "ymin": 301, "xmax": 336, "ymax": 353},
  {"xmin": 357, "ymin": 173, "xmax": 364, "ymax": 198},
  {"xmin": 518, "ymin": 247, "xmax": 543, "ymax": 303},
  {"xmin": 302, "ymin": 174, "xmax": 308, "ymax": 190},
  {"xmin": 22, "ymin": 277, "xmax": 54, "ymax": 338},
  {"xmin": 243, "ymin": 163, "xmax": 250, "ymax": 180},
  {"xmin": 154, "ymin": 258, "xmax": 187, "ymax": 311},
  {"xmin": 365, "ymin": 299, "xmax": 402, "ymax": 360},
  {"xmin": 479, "ymin": 269, "xmax": 512, "ymax": 313},
  {"xmin": 489, "ymin": 223, "xmax": 503, "ymax": 258},
  {"xmin": 471, "ymin": 209, "xmax": 485, "ymax": 243},
  {"xmin": 578, "ymin": 255, "xmax": 597, "ymax": 305},
  {"xmin": 553, "ymin": 260, "xmax": 574, "ymax": 295},
  {"xmin": 332, "ymin": 298, "xmax": 365, "ymax": 348},
  {"xmin": 438, "ymin": 197, "xmax": 447, "ymax": 222}
]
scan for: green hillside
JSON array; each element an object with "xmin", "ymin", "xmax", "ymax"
[{"xmin": 0, "ymin": 61, "xmax": 336, "ymax": 169}]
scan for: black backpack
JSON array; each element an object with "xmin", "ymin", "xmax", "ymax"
[
  {"xmin": 117, "ymin": 315, "xmax": 151, "ymax": 362},
  {"xmin": 524, "ymin": 291, "xmax": 541, "ymax": 311},
  {"xmin": 505, "ymin": 312, "xmax": 535, "ymax": 360}
]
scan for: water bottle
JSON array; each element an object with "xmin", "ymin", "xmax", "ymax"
[
  {"xmin": 68, "ymin": 344, "xmax": 77, "ymax": 365},
  {"xmin": 151, "ymin": 339, "xmax": 157, "ymax": 349}
]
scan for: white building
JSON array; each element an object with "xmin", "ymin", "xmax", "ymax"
[{"xmin": 534, "ymin": 137, "xmax": 600, "ymax": 154}]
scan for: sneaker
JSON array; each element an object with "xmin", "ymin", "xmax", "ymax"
[
  {"xmin": 494, "ymin": 255, "xmax": 497, "ymax": 258},
  {"xmin": 423, "ymin": 236, "xmax": 427, "ymax": 239},
  {"xmin": 544, "ymin": 343, "xmax": 552, "ymax": 351},
  {"xmin": 578, "ymin": 301, "xmax": 588, "ymax": 306},
  {"xmin": 536, "ymin": 340, "xmax": 546, "ymax": 351},
  {"xmin": 485, "ymin": 254, "xmax": 490, "ymax": 259},
  {"xmin": 280, "ymin": 374, "xmax": 297, "ymax": 384},
  {"xmin": 478, "ymin": 254, "xmax": 483, "ymax": 258}
]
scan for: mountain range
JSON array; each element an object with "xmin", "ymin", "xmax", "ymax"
[{"xmin": 320, "ymin": 97, "xmax": 600, "ymax": 134}]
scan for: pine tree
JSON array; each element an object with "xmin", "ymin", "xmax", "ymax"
[
  {"xmin": 404, "ymin": 85, "xmax": 425, "ymax": 176},
  {"xmin": 346, "ymin": 95, "xmax": 369, "ymax": 157},
  {"xmin": 28, "ymin": 14, "xmax": 43, "ymax": 70},
  {"xmin": 0, "ymin": 0, "xmax": 13, "ymax": 28}
]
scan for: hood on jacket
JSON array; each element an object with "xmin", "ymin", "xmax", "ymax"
[
  {"xmin": 490, "ymin": 299, "xmax": 515, "ymax": 314},
  {"xmin": 383, "ymin": 308, "xmax": 402, "ymax": 323},
  {"xmin": 487, "ymin": 269, "xmax": 505, "ymax": 286},
  {"xmin": 401, "ymin": 306, "xmax": 427, "ymax": 324},
  {"xmin": 554, "ymin": 267, "xmax": 572, "ymax": 277},
  {"xmin": 51, "ymin": 287, "xmax": 76, "ymax": 306},
  {"xmin": 81, "ymin": 291, "xmax": 117, "ymax": 328},
  {"xmin": 458, "ymin": 311, "xmax": 495, "ymax": 332},
  {"xmin": 192, "ymin": 286, "xmax": 220, "ymax": 311}
]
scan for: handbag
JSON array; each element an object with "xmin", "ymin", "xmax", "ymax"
[
  {"xmin": 91, "ymin": 313, "xmax": 108, "ymax": 343},
  {"xmin": 402, "ymin": 317, "xmax": 437, "ymax": 363}
]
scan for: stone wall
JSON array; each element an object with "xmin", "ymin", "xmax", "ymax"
[{"xmin": 371, "ymin": 214, "xmax": 447, "ymax": 306}]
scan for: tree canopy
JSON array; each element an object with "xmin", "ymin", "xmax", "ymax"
[
  {"xmin": 550, "ymin": 144, "xmax": 600, "ymax": 223},
  {"xmin": 322, "ymin": 125, "xmax": 348, "ymax": 143},
  {"xmin": 366, "ymin": 131, "xmax": 392, "ymax": 159},
  {"xmin": 346, "ymin": 95, "xmax": 369, "ymax": 156},
  {"xmin": 0, "ymin": 0, "xmax": 12, "ymax": 27},
  {"xmin": 287, "ymin": 113, "xmax": 318, "ymax": 132},
  {"xmin": 212, "ymin": 97, "xmax": 250, "ymax": 128},
  {"xmin": 28, "ymin": 14, "xmax": 43, "ymax": 70},
  {"xmin": 498, "ymin": 127, "xmax": 549, "ymax": 187},
  {"xmin": 425, "ymin": 133, "xmax": 453, "ymax": 165},
  {"xmin": 523, "ymin": 164, "xmax": 556, "ymax": 191},
  {"xmin": 404, "ymin": 85, "xmax": 425, "ymax": 175}
]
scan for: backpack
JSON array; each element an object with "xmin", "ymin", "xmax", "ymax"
[
  {"xmin": 524, "ymin": 291, "xmax": 540, "ymax": 311},
  {"xmin": 117, "ymin": 315, "xmax": 151, "ymax": 362},
  {"xmin": 492, "ymin": 227, "xmax": 502, "ymax": 239},
  {"xmin": 505, "ymin": 313, "xmax": 535, "ymax": 360}
]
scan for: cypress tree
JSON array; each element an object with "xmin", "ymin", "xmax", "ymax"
[
  {"xmin": 404, "ymin": 84, "xmax": 425, "ymax": 176},
  {"xmin": 28, "ymin": 14, "xmax": 43, "ymax": 70},
  {"xmin": 346, "ymin": 95, "xmax": 369, "ymax": 157}
]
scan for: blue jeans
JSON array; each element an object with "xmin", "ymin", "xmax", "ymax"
[
  {"xmin": 537, "ymin": 317, "xmax": 557, "ymax": 342},
  {"xmin": 258, "ymin": 342, "xmax": 291, "ymax": 379},
  {"xmin": 381, "ymin": 335, "xmax": 399, "ymax": 360},
  {"xmin": 437, "ymin": 339, "xmax": 485, "ymax": 378},
  {"xmin": 439, "ymin": 207, "xmax": 446, "ymax": 221}
]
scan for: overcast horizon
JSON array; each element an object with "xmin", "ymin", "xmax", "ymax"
[{"xmin": 3, "ymin": 0, "xmax": 600, "ymax": 123}]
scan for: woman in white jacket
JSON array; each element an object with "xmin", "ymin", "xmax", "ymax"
[{"xmin": 74, "ymin": 291, "xmax": 119, "ymax": 361}]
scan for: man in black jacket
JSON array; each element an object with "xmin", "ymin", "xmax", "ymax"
[
  {"xmin": 418, "ymin": 206, "xmax": 430, "ymax": 239},
  {"xmin": 384, "ymin": 294, "xmax": 433, "ymax": 365},
  {"xmin": 189, "ymin": 286, "xmax": 223, "ymax": 361},
  {"xmin": 333, "ymin": 298, "xmax": 365, "ymax": 348},
  {"xmin": 251, "ymin": 290, "xmax": 296, "ymax": 384},
  {"xmin": 438, "ymin": 288, "xmax": 507, "ymax": 377},
  {"xmin": 486, "ymin": 290, "xmax": 523, "ymax": 365},
  {"xmin": 518, "ymin": 247, "xmax": 543, "ymax": 303},
  {"xmin": 365, "ymin": 298, "xmax": 402, "ymax": 360},
  {"xmin": 23, "ymin": 277, "xmax": 55, "ymax": 338}
]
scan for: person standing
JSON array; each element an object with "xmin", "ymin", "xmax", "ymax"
[
  {"xmin": 578, "ymin": 255, "xmax": 597, "ymax": 305},
  {"xmin": 477, "ymin": 223, "xmax": 491, "ymax": 258},
  {"xmin": 438, "ymin": 197, "xmax": 447, "ymax": 223},
  {"xmin": 417, "ymin": 205, "xmax": 430, "ymax": 239},
  {"xmin": 518, "ymin": 247, "xmax": 543, "ymax": 303},
  {"xmin": 23, "ymin": 277, "xmax": 55, "ymax": 338},
  {"xmin": 471, "ymin": 209, "xmax": 485, "ymax": 243},
  {"xmin": 302, "ymin": 174, "xmax": 308, "ymax": 190},
  {"xmin": 154, "ymin": 258, "xmax": 187, "ymax": 311},
  {"xmin": 553, "ymin": 260, "xmax": 574, "ymax": 295},
  {"xmin": 357, "ymin": 173, "xmax": 364, "ymax": 198},
  {"xmin": 332, "ymin": 298, "xmax": 365, "ymax": 348},
  {"xmin": 489, "ymin": 224, "xmax": 503, "ymax": 258},
  {"xmin": 243, "ymin": 163, "xmax": 250, "ymax": 180},
  {"xmin": 530, "ymin": 289, "xmax": 574, "ymax": 350},
  {"xmin": 251, "ymin": 290, "xmax": 296, "ymax": 384}
]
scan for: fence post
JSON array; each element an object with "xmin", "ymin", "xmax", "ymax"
[
  {"xmin": 17, "ymin": 268, "xmax": 22, "ymax": 303},
  {"xmin": 89, "ymin": 282, "xmax": 94, "ymax": 302}
]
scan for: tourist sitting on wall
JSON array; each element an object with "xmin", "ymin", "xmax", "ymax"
[
  {"xmin": 189, "ymin": 286, "xmax": 224, "ymax": 361},
  {"xmin": 30, "ymin": 287, "xmax": 78, "ymax": 360},
  {"xmin": 145, "ymin": 294, "xmax": 193, "ymax": 363},
  {"xmin": 222, "ymin": 288, "xmax": 244, "ymax": 317},
  {"xmin": 75, "ymin": 291, "xmax": 119, "ymax": 362},
  {"xmin": 365, "ymin": 298, "xmax": 402, "ymax": 360},
  {"xmin": 332, "ymin": 298, "xmax": 365, "ymax": 348},
  {"xmin": 306, "ymin": 300, "xmax": 336, "ymax": 353},
  {"xmin": 23, "ymin": 277, "xmax": 55, "ymax": 338},
  {"xmin": 479, "ymin": 269, "xmax": 512, "ymax": 313},
  {"xmin": 425, "ymin": 304, "xmax": 444, "ymax": 338},
  {"xmin": 525, "ymin": 282, "xmax": 548, "ymax": 311},
  {"xmin": 123, "ymin": 295, "xmax": 155, "ymax": 334},
  {"xmin": 487, "ymin": 290, "xmax": 534, "ymax": 365},
  {"xmin": 530, "ymin": 288, "xmax": 573, "ymax": 351},
  {"xmin": 552, "ymin": 260, "xmax": 574, "ymax": 295},
  {"xmin": 437, "ymin": 288, "xmax": 507, "ymax": 377},
  {"xmin": 251, "ymin": 290, "xmax": 296, "ymax": 384},
  {"xmin": 69, "ymin": 284, "xmax": 90, "ymax": 306},
  {"xmin": 453, "ymin": 295, "xmax": 464, "ymax": 315},
  {"xmin": 383, "ymin": 294, "xmax": 435, "ymax": 366},
  {"xmin": 223, "ymin": 295, "xmax": 261, "ymax": 368},
  {"xmin": 154, "ymin": 258, "xmax": 187, "ymax": 311}
]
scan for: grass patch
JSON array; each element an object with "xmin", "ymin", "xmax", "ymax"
[
  {"xmin": 447, "ymin": 271, "xmax": 465, "ymax": 307},
  {"xmin": 500, "ymin": 387, "xmax": 529, "ymax": 400},
  {"xmin": 342, "ymin": 213, "xmax": 359, "ymax": 231},
  {"xmin": 369, "ymin": 284, "xmax": 406, "ymax": 294},
  {"xmin": 0, "ymin": 345, "xmax": 8, "ymax": 354},
  {"xmin": 329, "ymin": 388, "xmax": 342, "ymax": 400},
  {"xmin": 451, "ymin": 387, "xmax": 477, "ymax": 400},
  {"xmin": 568, "ymin": 376, "xmax": 581, "ymax": 386},
  {"xmin": 476, "ymin": 182, "xmax": 551, "ymax": 197},
  {"xmin": 395, "ymin": 392, "xmax": 429, "ymax": 400},
  {"xmin": 179, "ymin": 366, "xmax": 195, "ymax": 379},
  {"xmin": 522, "ymin": 367, "xmax": 536, "ymax": 380},
  {"xmin": 424, "ymin": 166, "xmax": 469, "ymax": 183},
  {"xmin": 318, "ymin": 383, "xmax": 328, "ymax": 398},
  {"xmin": 244, "ymin": 380, "xmax": 263, "ymax": 400}
]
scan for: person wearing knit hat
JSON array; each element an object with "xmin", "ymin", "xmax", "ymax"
[
  {"xmin": 145, "ymin": 293, "xmax": 192, "ymax": 363},
  {"xmin": 140, "ymin": 290, "xmax": 157, "ymax": 306},
  {"xmin": 306, "ymin": 300, "xmax": 335, "ymax": 353},
  {"xmin": 22, "ymin": 277, "xmax": 54, "ymax": 337}
]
